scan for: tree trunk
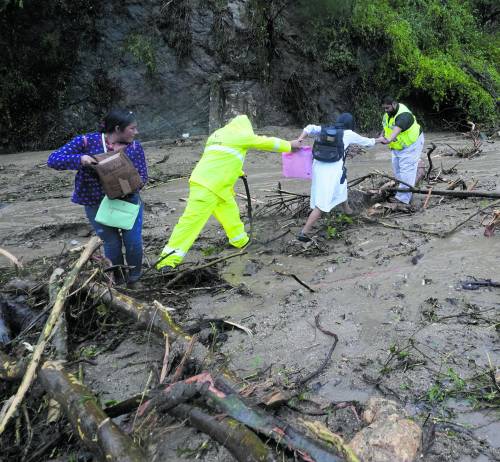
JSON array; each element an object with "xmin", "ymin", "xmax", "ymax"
[{"xmin": 39, "ymin": 361, "xmax": 147, "ymax": 462}]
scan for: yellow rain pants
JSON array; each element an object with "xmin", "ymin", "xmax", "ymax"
[{"xmin": 156, "ymin": 183, "xmax": 248, "ymax": 269}]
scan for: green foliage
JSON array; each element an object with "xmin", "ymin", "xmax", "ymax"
[
  {"xmin": 325, "ymin": 212, "xmax": 353, "ymax": 240},
  {"xmin": 0, "ymin": 0, "xmax": 23, "ymax": 11},
  {"xmin": 79, "ymin": 344, "xmax": 99, "ymax": 359},
  {"xmin": 423, "ymin": 367, "xmax": 499, "ymax": 407},
  {"xmin": 157, "ymin": 0, "xmax": 192, "ymax": 60},
  {"xmin": 296, "ymin": 0, "xmax": 499, "ymax": 128},
  {"xmin": 0, "ymin": 0, "xmax": 101, "ymax": 151},
  {"xmin": 125, "ymin": 34, "xmax": 157, "ymax": 75}
]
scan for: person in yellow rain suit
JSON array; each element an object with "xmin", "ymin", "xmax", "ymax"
[{"xmin": 156, "ymin": 115, "xmax": 300, "ymax": 270}]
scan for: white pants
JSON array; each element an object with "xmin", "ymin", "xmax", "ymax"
[{"xmin": 391, "ymin": 133, "xmax": 424, "ymax": 204}]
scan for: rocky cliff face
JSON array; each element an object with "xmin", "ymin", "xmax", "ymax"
[{"xmin": 0, "ymin": 0, "xmax": 354, "ymax": 152}]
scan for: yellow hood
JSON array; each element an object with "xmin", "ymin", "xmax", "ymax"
[{"xmin": 206, "ymin": 115, "xmax": 256, "ymax": 148}]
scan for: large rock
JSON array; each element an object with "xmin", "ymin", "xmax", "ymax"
[{"xmin": 348, "ymin": 397, "xmax": 422, "ymax": 462}]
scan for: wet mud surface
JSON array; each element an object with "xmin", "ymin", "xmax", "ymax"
[{"xmin": 0, "ymin": 130, "xmax": 499, "ymax": 461}]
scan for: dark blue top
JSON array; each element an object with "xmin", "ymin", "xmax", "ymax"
[{"xmin": 47, "ymin": 132, "xmax": 148, "ymax": 206}]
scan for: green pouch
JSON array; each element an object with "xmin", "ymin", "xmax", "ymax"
[{"xmin": 95, "ymin": 196, "xmax": 140, "ymax": 230}]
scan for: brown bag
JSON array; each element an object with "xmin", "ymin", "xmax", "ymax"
[{"xmin": 92, "ymin": 149, "xmax": 142, "ymax": 199}]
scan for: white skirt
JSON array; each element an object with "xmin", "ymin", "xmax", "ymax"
[{"xmin": 310, "ymin": 159, "xmax": 347, "ymax": 212}]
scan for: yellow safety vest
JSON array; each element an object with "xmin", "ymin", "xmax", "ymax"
[
  {"xmin": 190, "ymin": 115, "xmax": 291, "ymax": 201},
  {"xmin": 382, "ymin": 103, "xmax": 420, "ymax": 150}
]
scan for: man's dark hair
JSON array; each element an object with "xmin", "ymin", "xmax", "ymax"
[
  {"xmin": 382, "ymin": 96, "xmax": 397, "ymax": 105},
  {"xmin": 100, "ymin": 109, "xmax": 136, "ymax": 133}
]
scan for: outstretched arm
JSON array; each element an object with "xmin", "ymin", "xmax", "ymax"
[
  {"xmin": 347, "ymin": 131, "xmax": 377, "ymax": 148},
  {"xmin": 247, "ymin": 134, "xmax": 292, "ymax": 153},
  {"xmin": 297, "ymin": 129, "xmax": 308, "ymax": 142}
]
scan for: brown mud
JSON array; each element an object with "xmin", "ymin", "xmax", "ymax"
[{"xmin": 0, "ymin": 129, "xmax": 499, "ymax": 461}]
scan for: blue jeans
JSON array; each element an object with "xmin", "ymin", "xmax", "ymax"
[{"xmin": 85, "ymin": 193, "xmax": 144, "ymax": 282}]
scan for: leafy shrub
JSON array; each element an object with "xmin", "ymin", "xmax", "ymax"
[{"xmin": 296, "ymin": 0, "xmax": 499, "ymax": 128}]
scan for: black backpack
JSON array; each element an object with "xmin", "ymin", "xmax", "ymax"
[{"xmin": 312, "ymin": 125, "xmax": 345, "ymax": 163}]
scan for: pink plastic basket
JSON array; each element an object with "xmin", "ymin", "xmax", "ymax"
[{"xmin": 281, "ymin": 146, "xmax": 313, "ymax": 180}]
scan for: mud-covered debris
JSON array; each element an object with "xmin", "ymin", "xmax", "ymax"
[
  {"xmin": 243, "ymin": 260, "xmax": 260, "ymax": 276},
  {"xmin": 410, "ymin": 253, "xmax": 424, "ymax": 265},
  {"xmin": 460, "ymin": 277, "xmax": 500, "ymax": 290}
]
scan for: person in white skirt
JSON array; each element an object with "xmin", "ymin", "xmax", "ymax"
[{"xmin": 296, "ymin": 113, "xmax": 383, "ymax": 242}]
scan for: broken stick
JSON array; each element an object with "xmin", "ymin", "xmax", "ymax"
[
  {"xmin": 386, "ymin": 187, "xmax": 500, "ymax": 199},
  {"xmin": 0, "ymin": 247, "xmax": 23, "ymax": 271},
  {"xmin": 0, "ymin": 236, "xmax": 101, "ymax": 435}
]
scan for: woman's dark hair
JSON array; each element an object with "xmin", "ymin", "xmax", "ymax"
[
  {"xmin": 336, "ymin": 112, "xmax": 355, "ymax": 130},
  {"xmin": 100, "ymin": 109, "xmax": 136, "ymax": 133}
]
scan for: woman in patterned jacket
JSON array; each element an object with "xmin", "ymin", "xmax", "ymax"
[{"xmin": 47, "ymin": 109, "xmax": 148, "ymax": 287}]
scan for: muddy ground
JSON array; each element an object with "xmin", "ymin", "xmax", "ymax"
[{"xmin": 0, "ymin": 128, "xmax": 499, "ymax": 462}]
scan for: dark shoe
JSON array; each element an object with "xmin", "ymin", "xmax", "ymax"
[
  {"xmin": 297, "ymin": 232, "xmax": 312, "ymax": 243},
  {"xmin": 387, "ymin": 196, "xmax": 408, "ymax": 204},
  {"xmin": 158, "ymin": 265, "xmax": 175, "ymax": 275}
]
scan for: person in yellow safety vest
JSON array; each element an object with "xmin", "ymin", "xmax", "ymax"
[
  {"xmin": 380, "ymin": 96, "xmax": 424, "ymax": 205},
  {"xmin": 156, "ymin": 115, "xmax": 301, "ymax": 270}
]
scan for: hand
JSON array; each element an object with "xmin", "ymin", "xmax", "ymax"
[
  {"xmin": 81, "ymin": 155, "xmax": 98, "ymax": 166},
  {"xmin": 290, "ymin": 139, "xmax": 302, "ymax": 151}
]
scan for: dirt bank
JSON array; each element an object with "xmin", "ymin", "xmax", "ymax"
[{"xmin": 0, "ymin": 129, "xmax": 499, "ymax": 461}]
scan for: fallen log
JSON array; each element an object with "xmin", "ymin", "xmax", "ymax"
[
  {"xmin": 146, "ymin": 373, "xmax": 343, "ymax": 462},
  {"xmin": 168, "ymin": 403, "xmax": 275, "ymax": 462},
  {"xmin": 386, "ymin": 187, "xmax": 500, "ymax": 199},
  {"xmin": 136, "ymin": 380, "xmax": 274, "ymax": 462},
  {"xmin": 84, "ymin": 284, "xmax": 211, "ymax": 371},
  {"xmin": 48, "ymin": 268, "xmax": 67, "ymax": 360},
  {"xmin": 0, "ymin": 236, "xmax": 101, "ymax": 435},
  {"xmin": 88, "ymin": 289, "xmax": 342, "ymax": 461},
  {"xmin": 39, "ymin": 361, "xmax": 147, "ymax": 462}
]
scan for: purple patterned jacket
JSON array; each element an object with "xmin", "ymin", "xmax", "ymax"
[{"xmin": 47, "ymin": 132, "xmax": 148, "ymax": 206}]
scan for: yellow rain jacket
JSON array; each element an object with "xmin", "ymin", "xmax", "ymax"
[
  {"xmin": 190, "ymin": 115, "xmax": 291, "ymax": 201},
  {"xmin": 382, "ymin": 103, "xmax": 421, "ymax": 151},
  {"xmin": 157, "ymin": 115, "xmax": 291, "ymax": 269}
]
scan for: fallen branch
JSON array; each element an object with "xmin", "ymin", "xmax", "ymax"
[
  {"xmin": 164, "ymin": 250, "xmax": 248, "ymax": 289},
  {"xmin": 104, "ymin": 394, "xmax": 146, "ymax": 418},
  {"xmin": 84, "ymin": 285, "xmax": 211, "ymax": 372},
  {"xmin": 48, "ymin": 268, "xmax": 67, "ymax": 360},
  {"xmin": 372, "ymin": 171, "xmax": 414, "ymax": 189},
  {"xmin": 386, "ymin": 187, "xmax": 500, "ymax": 199},
  {"xmin": 297, "ymin": 315, "xmax": 338, "ymax": 386},
  {"xmin": 275, "ymin": 271, "xmax": 316, "ymax": 293},
  {"xmin": 423, "ymin": 187, "xmax": 433, "ymax": 209},
  {"xmin": 425, "ymin": 143, "xmax": 437, "ymax": 180},
  {"xmin": 171, "ymin": 334, "xmax": 198, "ymax": 383},
  {"xmin": 197, "ymin": 374, "xmax": 342, "ymax": 462},
  {"xmin": 168, "ymin": 403, "xmax": 275, "ymax": 462},
  {"xmin": 146, "ymin": 373, "xmax": 342, "ymax": 462},
  {"xmin": 39, "ymin": 361, "xmax": 146, "ymax": 462},
  {"xmin": 0, "ymin": 247, "xmax": 23, "ymax": 270},
  {"xmin": 0, "ymin": 236, "xmax": 101, "ymax": 435},
  {"xmin": 441, "ymin": 199, "xmax": 500, "ymax": 237},
  {"xmin": 348, "ymin": 173, "xmax": 375, "ymax": 188},
  {"xmin": 360, "ymin": 217, "xmax": 442, "ymax": 236}
]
